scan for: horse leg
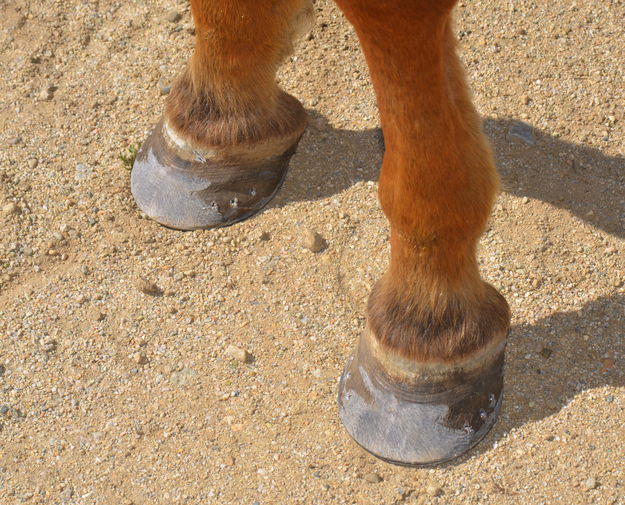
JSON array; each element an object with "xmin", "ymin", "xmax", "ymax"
[
  {"xmin": 132, "ymin": 0, "xmax": 311, "ymax": 230},
  {"xmin": 334, "ymin": 0, "xmax": 511, "ymax": 466}
]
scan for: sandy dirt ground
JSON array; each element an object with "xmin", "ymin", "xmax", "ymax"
[{"xmin": 1, "ymin": 0, "xmax": 624, "ymax": 504}]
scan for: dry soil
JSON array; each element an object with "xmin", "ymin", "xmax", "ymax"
[{"xmin": 0, "ymin": 0, "xmax": 624, "ymax": 504}]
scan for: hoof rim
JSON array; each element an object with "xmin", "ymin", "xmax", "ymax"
[
  {"xmin": 131, "ymin": 119, "xmax": 301, "ymax": 230},
  {"xmin": 338, "ymin": 329, "xmax": 506, "ymax": 467}
]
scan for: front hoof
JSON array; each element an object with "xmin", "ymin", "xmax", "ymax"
[
  {"xmin": 131, "ymin": 119, "xmax": 300, "ymax": 230},
  {"xmin": 338, "ymin": 329, "xmax": 507, "ymax": 467}
]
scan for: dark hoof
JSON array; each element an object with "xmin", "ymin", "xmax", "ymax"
[
  {"xmin": 338, "ymin": 329, "xmax": 507, "ymax": 467},
  {"xmin": 131, "ymin": 119, "xmax": 301, "ymax": 230}
]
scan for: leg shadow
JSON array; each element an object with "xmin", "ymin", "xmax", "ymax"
[
  {"xmin": 272, "ymin": 113, "xmax": 625, "ymax": 239},
  {"xmin": 271, "ymin": 110, "xmax": 383, "ymax": 207},
  {"xmin": 485, "ymin": 118, "xmax": 625, "ymax": 239},
  {"xmin": 442, "ymin": 293, "xmax": 624, "ymax": 467}
]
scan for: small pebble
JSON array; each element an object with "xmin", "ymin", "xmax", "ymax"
[
  {"xmin": 40, "ymin": 338, "xmax": 57, "ymax": 353},
  {"xmin": 158, "ymin": 78, "xmax": 172, "ymax": 95},
  {"xmin": 0, "ymin": 364, "xmax": 5, "ymax": 377},
  {"xmin": 135, "ymin": 277, "xmax": 162, "ymax": 296},
  {"xmin": 363, "ymin": 472, "xmax": 382, "ymax": 483},
  {"xmin": 39, "ymin": 85, "xmax": 55, "ymax": 101},
  {"xmin": 539, "ymin": 347, "xmax": 553, "ymax": 358},
  {"xmin": 28, "ymin": 158, "xmax": 38, "ymax": 169},
  {"xmin": 583, "ymin": 477, "xmax": 598, "ymax": 490},
  {"xmin": 165, "ymin": 11, "xmax": 182, "ymax": 23},
  {"xmin": 133, "ymin": 352, "xmax": 149, "ymax": 365},
  {"xmin": 7, "ymin": 136, "xmax": 22, "ymax": 145},
  {"xmin": 300, "ymin": 229, "xmax": 326, "ymax": 253},
  {"xmin": 89, "ymin": 308, "xmax": 106, "ymax": 322},
  {"xmin": 600, "ymin": 358, "xmax": 615, "ymax": 373},
  {"xmin": 1, "ymin": 202, "xmax": 19, "ymax": 216},
  {"xmin": 426, "ymin": 485, "xmax": 443, "ymax": 497},
  {"xmin": 225, "ymin": 345, "xmax": 253, "ymax": 364}
]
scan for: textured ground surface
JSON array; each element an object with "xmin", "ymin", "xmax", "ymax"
[{"xmin": 1, "ymin": 0, "xmax": 624, "ymax": 504}]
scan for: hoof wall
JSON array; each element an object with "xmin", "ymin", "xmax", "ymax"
[
  {"xmin": 131, "ymin": 119, "xmax": 299, "ymax": 230},
  {"xmin": 338, "ymin": 331, "xmax": 506, "ymax": 467}
]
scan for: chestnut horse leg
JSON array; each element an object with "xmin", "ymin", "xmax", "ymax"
[
  {"xmin": 131, "ymin": 0, "xmax": 311, "ymax": 230},
  {"xmin": 334, "ymin": 0, "xmax": 511, "ymax": 465}
]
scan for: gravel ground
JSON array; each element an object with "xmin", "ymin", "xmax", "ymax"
[{"xmin": 1, "ymin": 0, "xmax": 624, "ymax": 504}]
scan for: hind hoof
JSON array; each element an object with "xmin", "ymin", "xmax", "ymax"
[
  {"xmin": 338, "ymin": 328, "xmax": 507, "ymax": 467},
  {"xmin": 131, "ymin": 119, "xmax": 302, "ymax": 230}
]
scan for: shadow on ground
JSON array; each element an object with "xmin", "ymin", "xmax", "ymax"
[
  {"xmin": 274, "ymin": 111, "xmax": 625, "ymax": 239},
  {"xmin": 448, "ymin": 292, "xmax": 625, "ymax": 467}
]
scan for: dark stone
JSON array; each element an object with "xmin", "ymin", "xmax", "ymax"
[{"xmin": 508, "ymin": 121, "xmax": 536, "ymax": 145}]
